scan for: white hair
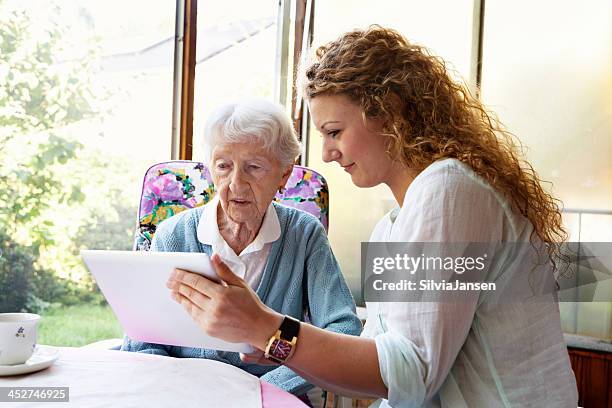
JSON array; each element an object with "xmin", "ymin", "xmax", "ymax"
[{"xmin": 202, "ymin": 98, "xmax": 302, "ymax": 167}]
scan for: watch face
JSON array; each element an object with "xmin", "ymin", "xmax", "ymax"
[{"xmin": 269, "ymin": 339, "xmax": 292, "ymax": 360}]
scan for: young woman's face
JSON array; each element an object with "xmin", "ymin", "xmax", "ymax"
[{"xmin": 309, "ymin": 94, "xmax": 393, "ymax": 188}]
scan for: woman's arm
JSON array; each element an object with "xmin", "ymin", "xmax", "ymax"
[
  {"xmin": 253, "ymin": 325, "xmax": 377, "ymax": 396},
  {"xmin": 167, "ymin": 255, "xmax": 388, "ymax": 399},
  {"xmin": 275, "ymin": 320, "xmax": 386, "ymax": 398},
  {"xmin": 252, "ymin": 223, "xmax": 363, "ymax": 395},
  {"xmin": 241, "ymin": 319, "xmax": 385, "ymax": 398}
]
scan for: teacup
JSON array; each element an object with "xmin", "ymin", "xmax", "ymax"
[{"xmin": 0, "ymin": 313, "xmax": 40, "ymax": 365}]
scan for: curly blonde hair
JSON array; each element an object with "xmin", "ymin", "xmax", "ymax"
[{"xmin": 302, "ymin": 25, "xmax": 566, "ymax": 262}]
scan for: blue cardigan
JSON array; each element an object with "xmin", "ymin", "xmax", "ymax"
[{"xmin": 121, "ymin": 203, "xmax": 362, "ymax": 395}]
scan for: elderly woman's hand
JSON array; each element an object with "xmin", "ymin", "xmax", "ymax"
[{"xmin": 166, "ymin": 254, "xmax": 283, "ymax": 350}]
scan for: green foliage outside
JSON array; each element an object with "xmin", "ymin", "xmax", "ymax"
[
  {"xmin": 0, "ymin": 1, "xmax": 135, "ymax": 321},
  {"xmin": 38, "ymin": 304, "xmax": 123, "ymax": 347}
]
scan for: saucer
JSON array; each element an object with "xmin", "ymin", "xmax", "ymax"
[{"xmin": 0, "ymin": 345, "xmax": 59, "ymax": 376}]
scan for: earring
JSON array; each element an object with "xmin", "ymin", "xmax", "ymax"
[{"xmin": 278, "ymin": 186, "xmax": 285, "ymax": 194}]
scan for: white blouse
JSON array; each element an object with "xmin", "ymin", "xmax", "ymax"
[{"xmin": 362, "ymin": 159, "xmax": 578, "ymax": 407}]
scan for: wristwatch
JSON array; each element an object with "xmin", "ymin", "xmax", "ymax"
[{"xmin": 264, "ymin": 315, "xmax": 300, "ymax": 364}]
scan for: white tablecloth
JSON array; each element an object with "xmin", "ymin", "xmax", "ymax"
[{"xmin": 0, "ymin": 346, "xmax": 262, "ymax": 407}]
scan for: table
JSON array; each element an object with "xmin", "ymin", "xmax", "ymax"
[{"xmin": 0, "ymin": 346, "xmax": 308, "ymax": 408}]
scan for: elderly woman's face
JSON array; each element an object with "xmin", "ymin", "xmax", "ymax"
[{"xmin": 211, "ymin": 142, "xmax": 291, "ymax": 223}]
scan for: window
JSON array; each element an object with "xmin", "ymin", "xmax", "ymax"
[
  {"xmin": 480, "ymin": 0, "xmax": 612, "ymax": 340},
  {"xmin": 0, "ymin": 0, "xmax": 176, "ymax": 344},
  {"xmin": 191, "ymin": 0, "xmax": 279, "ymax": 161},
  {"xmin": 306, "ymin": 0, "xmax": 475, "ymax": 303}
]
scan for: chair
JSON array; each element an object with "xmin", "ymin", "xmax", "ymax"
[{"xmin": 134, "ymin": 161, "xmax": 329, "ymax": 251}]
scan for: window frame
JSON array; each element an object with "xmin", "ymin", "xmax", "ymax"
[
  {"xmin": 174, "ymin": 0, "xmax": 315, "ymax": 161},
  {"xmin": 172, "ymin": 0, "xmax": 198, "ymax": 160}
]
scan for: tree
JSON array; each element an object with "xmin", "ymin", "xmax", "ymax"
[
  {"xmin": 0, "ymin": 1, "xmax": 96, "ymax": 241},
  {"xmin": 0, "ymin": 1, "xmax": 100, "ymax": 311}
]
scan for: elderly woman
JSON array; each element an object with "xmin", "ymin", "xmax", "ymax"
[{"xmin": 121, "ymin": 98, "xmax": 362, "ymax": 397}]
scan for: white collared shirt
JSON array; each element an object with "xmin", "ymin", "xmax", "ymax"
[{"xmin": 196, "ymin": 196, "xmax": 281, "ymax": 290}]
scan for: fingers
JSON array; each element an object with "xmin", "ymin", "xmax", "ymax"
[
  {"xmin": 239, "ymin": 351, "xmax": 259, "ymax": 363},
  {"xmin": 167, "ymin": 269, "xmax": 216, "ymax": 314},
  {"xmin": 176, "ymin": 280, "xmax": 210, "ymax": 310},
  {"xmin": 211, "ymin": 254, "xmax": 248, "ymax": 287},
  {"xmin": 171, "ymin": 290, "xmax": 205, "ymax": 315},
  {"xmin": 166, "ymin": 255, "xmax": 265, "ymax": 346},
  {"xmin": 239, "ymin": 351, "xmax": 278, "ymax": 366},
  {"xmin": 167, "ymin": 268, "xmax": 223, "ymax": 299}
]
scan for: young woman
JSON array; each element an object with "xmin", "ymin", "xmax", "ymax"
[{"xmin": 167, "ymin": 26, "xmax": 578, "ymax": 407}]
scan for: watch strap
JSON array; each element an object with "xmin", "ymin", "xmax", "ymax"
[{"xmin": 278, "ymin": 315, "xmax": 300, "ymax": 341}]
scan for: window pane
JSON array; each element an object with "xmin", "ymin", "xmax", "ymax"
[
  {"xmin": 481, "ymin": 0, "xmax": 612, "ymax": 230},
  {"xmin": 0, "ymin": 0, "xmax": 175, "ymax": 345},
  {"xmin": 481, "ymin": 0, "xmax": 612, "ymax": 339},
  {"xmin": 191, "ymin": 0, "xmax": 279, "ymax": 160},
  {"xmin": 308, "ymin": 0, "xmax": 474, "ymax": 302}
]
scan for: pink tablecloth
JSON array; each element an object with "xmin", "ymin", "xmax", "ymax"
[{"xmin": 261, "ymin": 381, "xmax": 309, "ymax": 408}]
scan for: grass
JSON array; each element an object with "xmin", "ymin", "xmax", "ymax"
[{"xmin": 38, "ymin": 303, "xmax": 123, "ymax": 347}]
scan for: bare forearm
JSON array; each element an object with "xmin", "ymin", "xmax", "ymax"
[
  {"xmin": 169, "ymin": 261, "xmax": 387, "ymax": 398},
  {"xmin": 287, "ymin": 325, "xmax": 385, "ymax": 398},
  {"xmin": 254, "ymin": 311, "xmax": 387, "ymax": 399}
]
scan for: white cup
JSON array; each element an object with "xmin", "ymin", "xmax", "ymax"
[{"xmin": 0, "ymin": 313, "xmax": 40, "ymax": 365}]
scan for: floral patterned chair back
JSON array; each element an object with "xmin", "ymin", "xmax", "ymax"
[{"xmin": 134, "ymin": 161, "xmax": 329, "ymax": 251}]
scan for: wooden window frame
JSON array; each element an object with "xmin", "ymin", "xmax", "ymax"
[
  {"xmin": 172, "ymin": 0, "xmax": 197, "ymax": 160},
  {"xmin": 173, "ymin": 0, "xmax": 481, "ymax": 162},
  {"xmin": 292, "ymin": 0, "xmax": 314, "ymax": 166},
  {"xmin": 470, "ymin": 0, "xmax": 485, "ymax": 97},
  {"xmin": 173, "ymin": 0, "xmax": 305, "ymax": 162}
]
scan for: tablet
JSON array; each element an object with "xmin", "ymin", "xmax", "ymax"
[{"xmin": 81, "ymin": 250, "xmax": 253, "ymax": 353}]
